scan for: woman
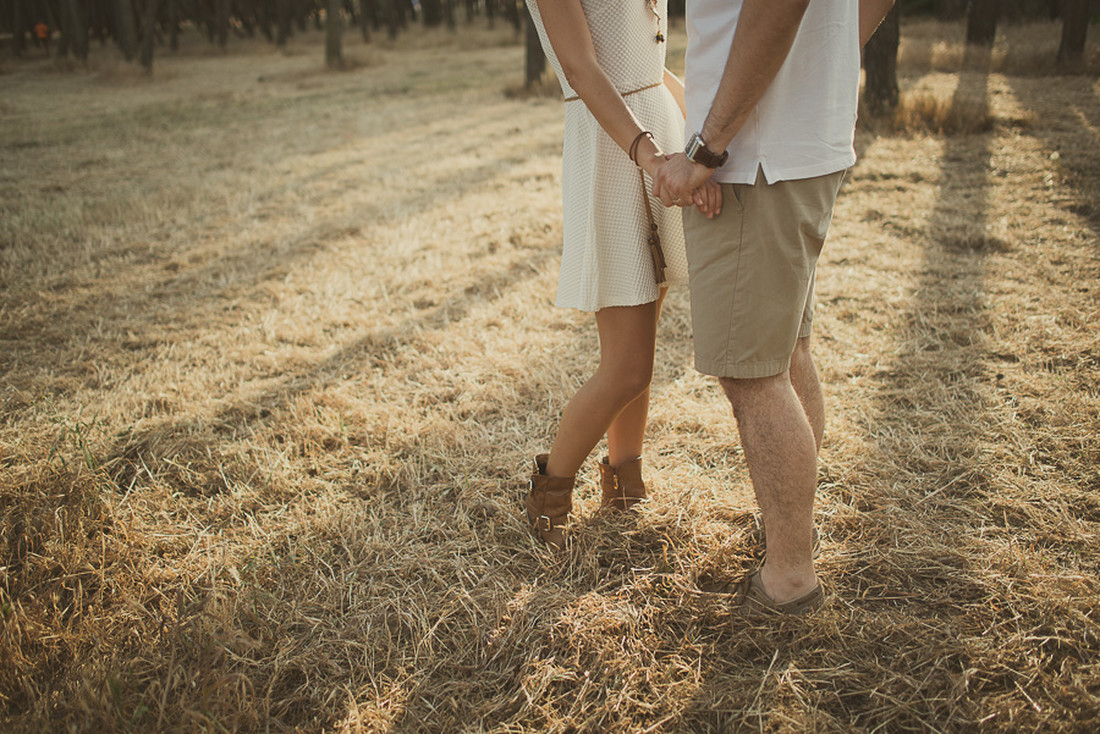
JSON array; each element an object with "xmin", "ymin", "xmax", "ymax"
[{"xmin": 523, "ymin": 0, "xmax": 721, "ymax": 547}]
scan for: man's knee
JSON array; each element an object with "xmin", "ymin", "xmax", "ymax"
[{"xmin": 718, "ymin": 372, "xmax": 788, "ymax": 417}]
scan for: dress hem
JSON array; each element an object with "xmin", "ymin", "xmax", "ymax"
[{"xmin": 555, "ymin": 288, "xmax": 670, "ymax": 313}]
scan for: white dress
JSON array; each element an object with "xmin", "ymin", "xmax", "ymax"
[{"xmin": 527, "ymin": 0, "xmax": 689, "ymax": 312}]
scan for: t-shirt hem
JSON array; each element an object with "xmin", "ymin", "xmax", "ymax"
[{"xmin": 714, "ymin": 155, "xmax": 855, "ymax": 186}]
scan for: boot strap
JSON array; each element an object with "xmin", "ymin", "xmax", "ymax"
[
  {"xmin": 528, "ymin": 511, "xmax": 565, "ymax": 533},
  {"xmin": 526, "ymin": 479, "xmax": 570, "ymax": 531}
]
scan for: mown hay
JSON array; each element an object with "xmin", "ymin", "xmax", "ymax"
[{"xmin": 2, "ymin": 19, "xmax": 1099, "ymax": 734}]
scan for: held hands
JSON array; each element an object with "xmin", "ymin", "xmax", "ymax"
[
  {"xmin": 635, "ymin": 145, "xmax": 722, "ymax": 219},
  {"xmin": 692, "ymin": 178, "xmax": 722, "ymax": 219},
  {"xmin": 653, "ymin": 153, "xmax": 722, "ymax": 218}
]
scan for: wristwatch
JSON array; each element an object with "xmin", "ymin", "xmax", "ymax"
[{"xmin": 685, "ymin": 132, "xmax": 729, "ymax": 169}]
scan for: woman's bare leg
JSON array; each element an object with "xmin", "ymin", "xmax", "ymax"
[
  {"xmin": 606, "ymin": 289, "xmax": 667, "ymax": 466},
  {"xmin": 544, "ymin": 294, "xmax": 664, "ymax": 478}
]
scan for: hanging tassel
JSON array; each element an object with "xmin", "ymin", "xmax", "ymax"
[
  {"xmin": 649, "ymin": 226, "xmax": 667, "ymax": 284},
  {"xmin": 637, "ymin": 167, "xmax": 666, "ymax": 284}
]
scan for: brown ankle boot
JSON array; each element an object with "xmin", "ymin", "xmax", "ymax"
[
  {"xmin": 524, "ymin": 454, "xmax": 574, "ymax": 548},
  {"xmin": 599, "ymin": 455, "xmax": 647, "ymax": 511}
]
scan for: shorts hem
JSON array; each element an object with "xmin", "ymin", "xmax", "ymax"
[{"xmin": 694, "ymin": 356, "xmax": 791, "ymax": 379}]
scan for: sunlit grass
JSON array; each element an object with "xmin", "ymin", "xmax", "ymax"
[{"xmin": 2, "ymin": 19, "xmax": 1098, "ymax": 734}]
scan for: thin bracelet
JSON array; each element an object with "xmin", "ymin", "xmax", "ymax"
[{"xmin": 629, "ymin": 130, "xmax": 655, "ymax": 165}]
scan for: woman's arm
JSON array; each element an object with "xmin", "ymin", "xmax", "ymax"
[
  {"xmin": 663, "ymin": 68, "xmax": 721, "ymax": 217},
  {"xmin": 860, "ymin": 0, "xmax": 895, "ymax": 47},
  {"xmin": 534, "ymin": 0, "xmax": 664, "ymax": 178}
]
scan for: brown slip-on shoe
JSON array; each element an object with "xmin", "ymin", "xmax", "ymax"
[
  {"xmin": 524, "ymin": 454, "xmax": 574, "ymax": 549},
  {"xmin": 598, "ymin": 455, "xmax": 647, "ymax": 511},
  {"xmin": 733, "ymin": 571, "xmax": 825, "ymax": 616}
]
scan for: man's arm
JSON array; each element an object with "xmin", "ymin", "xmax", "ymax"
[
  {"xmin": 699, "ymin": 0, "xmax": 811, "ymax": 154},
  {"xmin": 654, "ymin": 0, "xmax": 811, "ymax": 206}
]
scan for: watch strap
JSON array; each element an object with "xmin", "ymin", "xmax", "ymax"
[{"xmin": 686, "ymin": 132, "xmax": 729, "ymax": 169}]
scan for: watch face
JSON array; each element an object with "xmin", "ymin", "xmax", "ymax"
[{"xmin": 687, "ymin": 133, "xmax": 704, "ymax": 158}]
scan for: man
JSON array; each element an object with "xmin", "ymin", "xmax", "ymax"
[
  {"xmin": 35, "ymin": 22, "xmax": 51, "ymax": 57},
  {"xmin": 654, "ymin": 0, "xmax": 894, "ymax": 615}
]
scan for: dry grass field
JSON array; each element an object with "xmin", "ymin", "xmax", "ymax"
[{"xmin": 1, "ymin": 17, "xmax": 1099, "ymax": 733}]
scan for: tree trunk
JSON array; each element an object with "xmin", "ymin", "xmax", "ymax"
[
  {"xmin": 255, "ymin": 0, "xmax": 274, "ymax": 42},
  {"xmin": 12, "ymin": 0, "xmax": 26, "ymax": 57},
  {"xmin": 357, "ymin": 0, "xmax": 371, "ymax": 40},
  {"xmin": 44, "ymin": 0, "xmax": 62, "ymax": 33},
  {"xmin": 325, "ymin": 0, "xmax": 342, "ymax": 67},
  {"xmin": 114, "ymin": 0, "xmax": 138, "ymax": 60},
  {"xmin": 422, "ymin": 0, "xmax": 442, "ymax": 27},
  {"xmin": 364, "ymin": 0, "xmax": 380, "ymax": 31},
  {"xmin": 238, "ymin": 5, "xmax": 255, "ymax": 37},
  {"xmin": 56, "ymin": 0, "xmax": 72, "ymax": 58},
  {"xmin": 276, "ymin": 0, "xmax": 291, "ymax": 45},
  {"xmin": 966, "ymin": 0, "xmax": 999, "ymax": 46},
  {"xmin": 863, "ymin": 3, "xmax": 899, "ymax": 115},
  {"xmin": 167, "ymin": 0, "xmax": 180, "ymax": 50},
  {"xmin": 295, "ymin": 0, "xmax": 309, "ymax": 31},
  {"xmin": 393, "ymin": 0, "xmax": 409, "ymax": 33},
  {"xmin": 384, "ymin": 0, "xmax": 399, "ymax": 38},
  {"xmin": 505, "ymin": 0, "xmax": 520, "ymax": 33},
  {"xmin": 62, "ymin": 0, "xmax": 89, "ymax": 61},
  {"xmin": 524, "ymin": 2, "xmax": 545, "ymax": 88},
  {"xmin": 939, "ymin": 0, "xmax": 966, "ymax": 21},
  {"xmin": 204, "ymin": 0, "xmax": 216, "ymax": 42},
  {"xmin": 91, "ymin": 0, "xmax": 108, "ymax": 45},
  {"xmin": 1057, "ymin": 0, "xmax": 1089, "ymax": 70},
  {"xmin": 139, "ymin": 0, "xmax": 160, "ymax": 69},
  {"xmin": 214, "ymin": 0, "xmax": 228, "ymax": 47}
]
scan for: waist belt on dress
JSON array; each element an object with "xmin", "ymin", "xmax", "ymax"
[{"xmin": 563, "ymin": 80, "xmax": 663, "ymax": 103}]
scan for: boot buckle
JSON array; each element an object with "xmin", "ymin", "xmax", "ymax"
[{"xmin": 525, "ymin": 509, "xmax": 555, "ymax": 534}]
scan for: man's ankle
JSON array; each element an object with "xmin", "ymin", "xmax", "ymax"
[{"xmin": 759, "ymin": 562, "xmax": 818, "ymax": 604}]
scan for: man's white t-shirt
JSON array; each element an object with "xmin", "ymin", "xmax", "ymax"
[{"xmin": 685, "ymin": 0, "xmax": 861, "ymax": 184}]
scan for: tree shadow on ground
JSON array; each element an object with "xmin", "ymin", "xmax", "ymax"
[
  {"xmin": 0, "ymin": 107, "xmax": 563, "ymax": 390},
  {"xmin": 670, "ymin": 47, "xmax": 1010, "ymax": 732},
  {"xmin": 2, "ymin": 166, "xmax": 705, "ymax": 732},
  {"xmin": 368, "ymin": 51, "xmax": 1025, "ymax": 734}
]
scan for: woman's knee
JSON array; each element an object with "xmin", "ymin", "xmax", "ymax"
[{"xmin": 601, "ymin": 361, "xmax": 653, "ymax": 404}]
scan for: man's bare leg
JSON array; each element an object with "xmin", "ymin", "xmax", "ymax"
[
  {"xmin": 720, "ymin": 370, "xmax": 818, "ymax": 603},
  {"xmin": 789, "ymin": 336, "xmax": 824, "ymax": 453}
]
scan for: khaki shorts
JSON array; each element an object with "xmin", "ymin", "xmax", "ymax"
[{"xmin": 683, "ymin": 167, "xmax": 846, "ymax": 379}]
